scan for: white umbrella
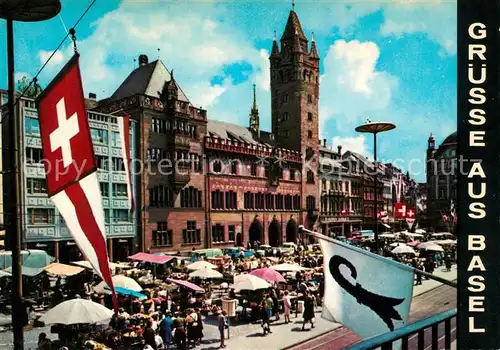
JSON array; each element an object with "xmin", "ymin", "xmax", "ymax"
[
  {"xmin": 391, "ymin": 245, "xmax": 416, "ymax": 254},
  {"xmin": 417, "ymin": 242, "xmax": 444, "ymax": 252},
  {"xmin": 94, "ymin": 275, "xmax": 143, "ymax": 294},
  {"xmin": 270, "ymin": 263, "xmax": 307, "ymax": 272},
  {"xmin": 189, "ymin": 267, "xmax": 223, "ymax": 279},
  {"xmin": 40, "ymin": 298, "xmax": 113, "ymax": 325},
  {"xmin": 231, "ymin": 274, "xmax": 271, "ymax": 291},
  {"xmin": 186, "ymin": 261, "xmax": 217, "ymax": 270},
  {"xmin": 379, "ymin": 233, "xmax": 396, "ymax": 239},
  {"xmin": 435, "ymin": 239, "xmax": 457, "ymax": 245},
  {"xmin": 431, "ymin": 232, "xmax": 454, "ymax": 237},
  {"xmin": 389, "ymin": 242, "xmax": 407, "ymax": 247},
  {"xmin": 415, "ymin": 229, "xmax": 426, "ymax": 234}
]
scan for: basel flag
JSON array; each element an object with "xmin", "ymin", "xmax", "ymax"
[
  {"xmin": 36, "ymin": 54, "xmax": 118, "ymax": 311},
  {"xmin": 318, "ymin": 234, "xmax": 414, "ymax": 340}
]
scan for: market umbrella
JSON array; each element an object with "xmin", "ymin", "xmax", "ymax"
[
  {"xmin": 249, "ymin": 268, "xmax": 286, "ymax": 283},
  {"xmin": 379, "ymin": 233, "xmax": 396, "ymax": 239},
  {"xmin": 43, "ymin": 262, "xmax": 84, "ymax": 277},
  {"xmin": 39, "ymin": 298, "xmax": 113, "ymax": 325},
  {"xmin": 406, "ymin": 241, "xmax": 421, "ymax": 247},
  {"xmin": 189, "ymin": 267, "xmax": 223, "ymax": 279},
  {"xmin": 435, "ymin": 239, "xmax": 457, "ymax": 245},
  {"xmin": 417, "ymin": 242, "xmax": 444, "ymax": 252},
  {"xmin": 391, "ymin": 245, "xmax": 416, "ymax": 255},
  {"xmin": 94, "ymin": 275, "xmax": 142, "ymax": 294},
  {"xmin": 186, "ymin": 261, "xmax": 217, "ymax": 270},
  {"xmin": 270, "ymin": 263, "xmax": 307, "ymax": 272},
  {"xmin": 389, "ymin": 242, "xmax": 407, "ymax": 247},
  {"xmin": 231, "ymin": 274, "xmax": 271, "ymax": 291}
]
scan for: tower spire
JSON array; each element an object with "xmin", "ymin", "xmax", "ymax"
[
  {"xmin": 310, "ymin": 31, "xmax": 319, "ymax": 59},
  {"xmin": 249, "ymin": 84, "xmax": 260, "ymax": 135},
  {"xmin": 271, "ymin": 30, "xmax": 280, "ymax": 58}
]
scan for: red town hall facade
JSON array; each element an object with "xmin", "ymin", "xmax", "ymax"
[{"xmin": 95, "ymin": 10, "xmax": 322, "ymax": 253}]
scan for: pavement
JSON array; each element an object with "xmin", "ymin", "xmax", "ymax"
[
  {"xmin": 0, "ymin": 264, "xmax": 457, "ymax": 349},
  {"xmin": 413, "ymin": 264, "xmax": 457, "ymax": 297}
]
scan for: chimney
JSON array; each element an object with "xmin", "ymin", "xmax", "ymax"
[
  {"xmin": 88, "ymin": 92, "xmax": 96, "ymax": 100},
  {"xmin": 323, "ymin": 139, "xmax": 327, "ymax": 147},
  {"xmin": 139, "ymin": 54, "xmax": 149, "ymax": 66},
  {"xmin": 337, "ymin": 145, "xmax": 342, "ymax": 155}
]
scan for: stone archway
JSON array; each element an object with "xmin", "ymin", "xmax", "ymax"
[
  {"xmin": 249, "ymin": 218, "xmax": 263, "ymax": 247},
  {"xmin": 268, "ymin": 219, "xmax": 281, "ymax": 247},
  {"xmin": 286, "ymin": 218, "xmax": 298, "ymax": 243}
]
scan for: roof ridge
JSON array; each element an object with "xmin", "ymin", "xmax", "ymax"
[{"xmin": 156, "ymin": 60, "xmax": 193, "ymax": 106}]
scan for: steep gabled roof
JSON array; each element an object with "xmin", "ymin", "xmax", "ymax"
[{"xmin": 109, "ymin": 60, "xmax": 190, "ymax": 104}]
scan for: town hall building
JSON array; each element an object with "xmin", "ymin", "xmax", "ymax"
[{"xmin": 95, "ymin": 9, "xmax": 322, "ymax": 252}]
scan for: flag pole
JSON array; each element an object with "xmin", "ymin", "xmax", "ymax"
[
  {"xmin": 298, "ymin": 226, "xmax": 457, "ymax": 289},
  {"xmin": 6, "ymin": 18, "xmax": 25, "ymax": 350}
]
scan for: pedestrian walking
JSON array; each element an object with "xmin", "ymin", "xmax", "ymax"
[
  {"xmin": 283, "ymin": 291, "xmax": 291, "ymax": 324},
  {"xmin": 217, "ymin": 309, "xmax": 228, "ymax": 348},
  {"xmin": 260, "ymin": 301, "xmax": 272, "ymax": 335},
  {"xmin": 302, "ymin": 291, "xmax": 315, "ymax": 331}
]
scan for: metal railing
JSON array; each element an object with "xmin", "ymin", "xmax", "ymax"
[{"xmin": 346, "ymin": 309, "xmax": 456, "ymax": 350}]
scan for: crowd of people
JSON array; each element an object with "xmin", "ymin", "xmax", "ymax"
[{"xmin": 28, "ymin": 228, "xmax": 457, "ymax": 350}]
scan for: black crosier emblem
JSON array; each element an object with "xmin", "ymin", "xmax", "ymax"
[{"xmin": 329, "ymin": 255, "xmax": 405, "ymax": 331}]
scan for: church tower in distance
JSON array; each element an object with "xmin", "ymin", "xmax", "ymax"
[{"xmin": 270, "ymin": 7, "xmax": 321, "ymax": 225}]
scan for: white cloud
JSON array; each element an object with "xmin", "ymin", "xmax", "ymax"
[
  {"xmin": 332, "ymin": 135, "xmax": 372, "ymax": 159},
  {"xmin": 37, "ymin": 1, "xmax": 266, "ymax": 114},
  {"xmin": 39, "ymin": 50, "xmax": 65, "ymax": 66},
  {"xmin": 319, "ymin": 40, "xmax": 398, "ymax": 129},
  {"xmin": 295, "ymin": 1, "xmax": 456, "ymax": 55},
  {"xmin": 380, "ymin": 2, "xmax": 457, "ymax": 55}
]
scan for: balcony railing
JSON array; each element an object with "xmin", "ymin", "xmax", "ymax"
[{"xmin": 346, "ymin": 309, "xmax": 456, "ymax": 350}]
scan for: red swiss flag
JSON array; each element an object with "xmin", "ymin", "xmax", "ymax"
[
  {"xmin": 394, "ymin": 202, "xmax": 407, "ymax": 219},
  {"xmin": 36, "ymin": 54, "xmax": 96, "ymax": 197},
  {"xmin": 406, "ymin": 207, "xmax": 416, "ymax": 219}
]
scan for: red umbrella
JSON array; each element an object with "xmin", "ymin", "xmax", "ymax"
[
  {"xmin": 249, "ymin": 268, "xmax": 286, "ymax": 283},
  {"xmin": 406, "ymin": 241, "xmax": 421, "ymax": 247}
]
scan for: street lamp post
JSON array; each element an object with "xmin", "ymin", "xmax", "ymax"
[
  {"xmin": 0, "ymin": 2, "xmax": 61, "ymax": 349},
  {"xmin": 355, "ymin": 121, "xmax": 395, "ymax": 255}
]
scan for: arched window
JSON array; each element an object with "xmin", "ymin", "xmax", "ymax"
[
  {"xmin": 306, "ymin": 170, "xmax": 315, "ymax": 184},
  {"xmin": 306, "ymin": 196, "xmax": 316, "ymax": 211}
]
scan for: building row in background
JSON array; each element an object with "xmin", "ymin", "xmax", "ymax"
[{"xmin": 0, "ymin": 9, "xmax": 420, "ymax": 262}]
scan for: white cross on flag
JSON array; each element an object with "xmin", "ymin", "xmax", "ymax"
[
  {"xmin": 394, "ymin": 202, "xmax": 407, "ymax": 220},
  {"xmin": 36, "ymin": 54, "xmax": 118, "ymax": 311},
  {"xmin": 405, "ymin": 207, "xmax": 416, "ymax": 229}
]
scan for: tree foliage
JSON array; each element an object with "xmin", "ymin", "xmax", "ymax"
[{"xmin": 15, "ymin": 76, "xmax": 43, "ymax": 99}]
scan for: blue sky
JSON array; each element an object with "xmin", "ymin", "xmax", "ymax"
[{"xmin": 0, "ymin": 0, "xmax": 456, "ymax": 182}]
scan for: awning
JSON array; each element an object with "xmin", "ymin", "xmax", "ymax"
[
  {"xmin": 128, "ymin": 252, "xmax": 174, "ymax": 264},
  {"xmin": 166, "ymin": 278, "xmax": 204, "ymax": 293},
  {"xmin": 43, "ymin": 263, "xmax": 84, "ymax": 277},
  {"xmin": 4, "ymin": 265, "xmax": 43, "ymax": 277},
  {"xmin": 105, "ymin": 286, "xmax": 147, "ymax": 300}
]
